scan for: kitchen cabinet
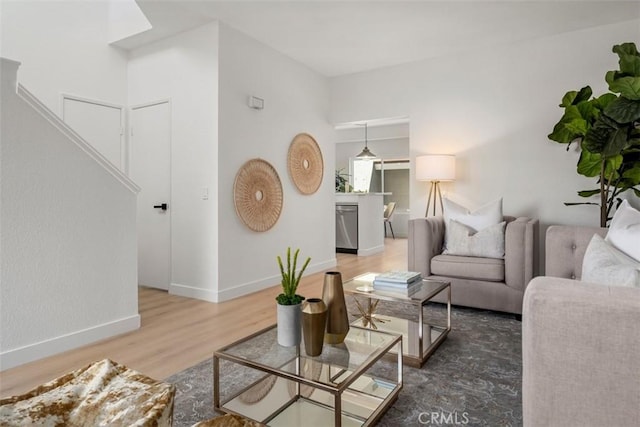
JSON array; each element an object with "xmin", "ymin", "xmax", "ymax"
[{"xmin": 335, "ymin": 193, "xmax": 385, "ymax": 256}]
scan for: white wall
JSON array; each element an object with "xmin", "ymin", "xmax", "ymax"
[
  {"xmin": 128, "ymin": 22, "xmax": 220, "ymax": 302},
  {"xmin": 0, "ymin": 1, "xmax": 128, "ymax": 115},
  {"xmin": 1, "ymin": 60, "xmax": 139, "ymax": 370},
  {"xmin": 217, "ymin": 23, "xmax": 336, "ymax": 301},
  {"xmin": 330, "ymin": 20, "xmax": 640, "ymax": 235}
]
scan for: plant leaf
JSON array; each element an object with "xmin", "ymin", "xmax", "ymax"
[
  {"xmin": 619, "ymin": 54, "xmax": 640, "ymax": 77},
  {"xmin": 577, "ymin": 189, "xmax": 601, "ymax": 197},
  {"xmin": 623, "ymin": 166, "xmax": 640, "ymax": 184},
  {"xmin": 604, "ymin": 154, "xmax": 623, "ymax": 178},
  {"xmin": 609, "ymin": 76, "xmax": 640, "ymax": 100},
  {"xmin": 613, "ymin": 42, "xmax": 640, "ymax": 58},
  {"xmin": 593, "ymin": 93, "xmax": 617, "ymax": 110},
  {"xmin": 564, "ymin": 202, "xmax": 600, "ymax": 206},
  {"xmin": 576, "ymin": 150, "xmax": 602, "ymax": 177},
  {"xmin": 604, "ymin": 97, "xmax": 640, "ymax": 123},
  {"xmin": 560, "ymin": 90, "xmax": 578, "ymax": 108},
  {"xmin": 633, "ymin": 188, "xmax": 640, "ymax": 198},
  {"xmin": 548, "ymin": 105, "xmax": 587, "ymax": 143},
  {"xmin": 603, "ymin": 127, "xmax": 630, "ymax": 157},
  {"xmin": 560, "ymin": 87, "xmax": 592, "ymax": 107}
]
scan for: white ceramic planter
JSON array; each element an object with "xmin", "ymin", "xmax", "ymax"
[{"xmin": 277, "ymin": 302, "xmax": 302, "ymax": 347}]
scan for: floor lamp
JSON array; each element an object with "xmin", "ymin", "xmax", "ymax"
[{"xmin": 416, "ymin": 155, "xmax": 455, "ymax": 216}]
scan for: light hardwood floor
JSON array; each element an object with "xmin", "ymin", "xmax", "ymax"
[{"xmin": 0, "ymin": 238, "xmax": 407, "ymax": 397}]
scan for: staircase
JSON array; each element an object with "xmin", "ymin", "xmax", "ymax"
[{"xmin": 0, "ymin": 58, "xmax": 141, "ymax": 371}]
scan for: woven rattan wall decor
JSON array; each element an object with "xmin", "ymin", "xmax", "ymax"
[
  {"xmin": 233, "ymin": 158, "xmax": 283, "ymax": 232},
  {"xmin": 287, "ymin": 133, "xmax": 323, "ymax": 195}
]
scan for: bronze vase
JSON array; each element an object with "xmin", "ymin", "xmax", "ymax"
[
  {"xmin": 322, "ymin": 271, "xmax": 349, "ymax": 344},
  {"xmin": 302, "ymin": 298, "xmax": 328, "ymax": 356}
]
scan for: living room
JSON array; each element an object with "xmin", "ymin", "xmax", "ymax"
[{"xmin": 1, "ymin": 1, "xmax": 639, "ymax": 426}]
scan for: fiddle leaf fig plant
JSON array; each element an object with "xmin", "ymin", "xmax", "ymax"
[
  {"xmin": 276, "ymin": 247, "xmax": 310, "ymax": 306},
  {"xmin": 548, "ymin": 42, "xmax": 640, "ymax": 227}
]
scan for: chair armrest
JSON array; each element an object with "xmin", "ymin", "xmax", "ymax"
[
  {"xmin": 545, "ymin": 225, "xmax": 606, "ymax": 279},
  {"xmin": 408, "ymin": 217, "xmax": 445, "ymax": 277},
  {"xmin": 522, "ymin": 277, "xmax": 640, "ymax": 426},
  {"xmin": 504, "ymin": 217, "xmax": 539, "ymax": 291}
]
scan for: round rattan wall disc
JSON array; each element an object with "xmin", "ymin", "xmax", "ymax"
[
  {"xmin": 234, "ymin": 159, "xmax": 283, "ymax": 232},
  {"xmin": 287, "ymin": 133, "xmax": 323, "ymax": 195}
]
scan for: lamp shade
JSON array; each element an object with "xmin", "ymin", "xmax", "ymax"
[{"xmin": 416, "ymin": 155, "xmax": 455, "ymax": 181}]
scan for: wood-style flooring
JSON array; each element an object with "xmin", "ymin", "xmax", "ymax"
[{"xmin": 0, "ymin": 238, "xmax": 407, "ymax": 397}]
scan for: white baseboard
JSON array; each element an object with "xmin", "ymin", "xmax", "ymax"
[
  {"xmin": 0, "ymin": 315, "xmax": 141, "ymax": 372},
  {"xmin": 170, "ymin": 258, "xmax": 338, "ymax": 303},
  {"xmin": 169, "ymin": 282, "xmax": 218, "ymax": 302},
  {"xmin": 358, "ymin": 245, "xmax": 384, "ymax": 257}
]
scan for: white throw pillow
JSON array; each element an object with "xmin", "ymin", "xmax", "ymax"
[
  {"xmin": 582, "ymin": 234, "xmax": 640, "ymax": 288},
  {"xmin": 605, "ymin": 199, "xmax": 640, "ymax": 262},
  {"xmin": 443, "ymin": 219, "xmax": 506, "ymax": 259},
  {"xmin": 443, "ymin": 198, "xmax": 503, "ymax": 251}
]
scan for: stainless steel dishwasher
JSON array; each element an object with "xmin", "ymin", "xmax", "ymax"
[{"xmin": 336, "ymin": 203, "xmax": 358, "ymax": 254}]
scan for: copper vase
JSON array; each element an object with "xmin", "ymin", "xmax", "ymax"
[
  {"xmin": 302, "ymin": 298, "xmax": 328, "ymax": 356},
  {"xmin": 322, "ymin": 271, "xmax": 349, "ymax": 344}
]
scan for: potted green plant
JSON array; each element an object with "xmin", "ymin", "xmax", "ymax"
[
  {"xmin": 276, "ymin": 247, "xmax": 311, "ymax": 346},
  {"xmin": 335, "ymin": 169, "xmax": 350, "ymax": 192},
  {"xmin": 548, "ymin": 42, "xmax": 640, "ymax": 227}
]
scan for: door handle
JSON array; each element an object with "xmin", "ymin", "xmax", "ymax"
[{"xmin": 153, "ymin": 203, "xmax": 168, "ymax": 211}]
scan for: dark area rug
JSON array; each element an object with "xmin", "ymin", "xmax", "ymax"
[{"xmin": 166, "ymin": 304, "xmax": 522, "ymax": 427}]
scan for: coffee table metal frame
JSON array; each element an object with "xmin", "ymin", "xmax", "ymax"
[
  {"xmin": 213, "ymin": 324, "xmax": 403, "ymax": 427},
  {"xmin": 343, "ymin": 273, "xmax": 451, "ymax": 368}
]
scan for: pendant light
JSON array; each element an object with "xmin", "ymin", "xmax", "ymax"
[{"xmin": 355, "ymin": 123, "xmax": 376, "ymax": 158}]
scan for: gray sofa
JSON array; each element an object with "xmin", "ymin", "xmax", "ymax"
[
  {"xmin": 522, "ymin": 225, "xmax": 640, "ymax": 426},
  {"xmin": 408, "ymin": 216, "xmax": 538, "ymax": 315}
]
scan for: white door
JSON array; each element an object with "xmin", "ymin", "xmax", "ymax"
[
  {"xmin": 62, "ymin": 96, "xmax": 124, "ymax": 171},
  {"xmin": 130, "ymin": 101, "xmax": 171, "ymax": 290}
]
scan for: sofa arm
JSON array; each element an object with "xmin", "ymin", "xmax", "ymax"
[
  {"xmin": 408, "ymin": 217, "xmax": 445, "ymax": 277},
  {"xmin": 522, "ymin": 277, "xmax": 640, "ymax": 427},
  {"xmin": 504, "ymin": 217, "xmax": 539, "ymax": 291},
  {"xmin": 545, "ymin": 225, "xmax": 606, "ymax": 279}
]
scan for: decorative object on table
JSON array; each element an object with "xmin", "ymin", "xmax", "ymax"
[
  {"xmin": 233, "ymin": 158, "xmax": 283, "ymax": 232},
  {"xmin": 276, "ymin": 247, "xmax": 311, "ymax": 346},
  {"xmin": 373, "ymin": 271, "xmax": 423, "ymax": 287},
  {"xmin": 355, "ymin": 122, "xmax": 376, "ymax": 158},
  {"xmin": 547, "ymin": 42, "xmax": 640, "ymax": 227},
  {"xmin": 322, "ymin": 271, "xmax": 350, "ymax": 344},
  {"xmin": 301, "ymin": 298, "xmax": 328, "ymax": 356},
  {"xmin": 288, "ymin": 133, "xmax": 323, "ymax": 195},
  {"xmin": 352, "ymin": 297, "xmax": 387, "ymax": 329},
  {"xmin": 416, "ymin": 154, "xmax": 456, "ymax": 216}
]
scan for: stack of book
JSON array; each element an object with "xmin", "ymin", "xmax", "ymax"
[{"xmin": 373, "ymin": 271, "xmax": 423, "ymax": 293}]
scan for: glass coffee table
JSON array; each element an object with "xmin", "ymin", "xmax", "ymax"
[
  {"xmin": 214, "ymin": 325, "xmax": 402, "ymax": 427},
  {"xmin": 342, "ymin": 273, "xmax": 451, "ymax": 368}
]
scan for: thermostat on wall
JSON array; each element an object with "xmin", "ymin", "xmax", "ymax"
[{"xmin": 248, "ymin": 96, "xmax": 264, "ymax": 110}]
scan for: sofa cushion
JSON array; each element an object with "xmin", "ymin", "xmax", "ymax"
[
  {"xmin": 582, "ymin": 234, "xmax": 640, "ymax": 288},
  {"xmin": 443, "ymin": 219, "xmax": 505, "ymax": 259},
  {"xmin": 431, "ymin": 254, "xmax": 505, "ymax": 282}
]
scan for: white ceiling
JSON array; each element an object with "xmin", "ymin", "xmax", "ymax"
[{"xmin": 128, "ymin": 1, "xmax": 640, "ymax": 77}]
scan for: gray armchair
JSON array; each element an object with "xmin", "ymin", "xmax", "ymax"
[
  {"xmin": 522, "ymin": 225, "xmax": 640, "ymax": 426},
  {"xmin": 408, "ymin": 216, "xmax": 538, "ymax": 315}
]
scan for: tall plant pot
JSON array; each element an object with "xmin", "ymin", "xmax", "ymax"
[
  {"xmin": 277, "ymin": 302, "xmax": 302, "ymax": 347},
  {"xmin": 302, "ymin": 298, "xmax": 328, "ymax": 356},
  {"xmin": 322, "ymin": 271, "xmax": 349, "ymax": 344}
]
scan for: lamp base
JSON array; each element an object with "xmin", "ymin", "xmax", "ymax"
[{"xmin": 425, "ymin": 180, "xmax": 444, "ymax": 217}]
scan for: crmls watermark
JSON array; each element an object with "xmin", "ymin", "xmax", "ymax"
[{"xmin": 418, "ymin": 411, "xmax": 470, "ymax": 425}]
